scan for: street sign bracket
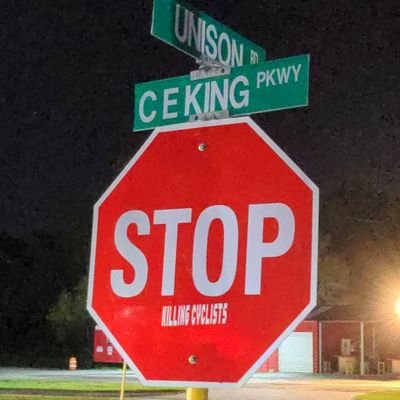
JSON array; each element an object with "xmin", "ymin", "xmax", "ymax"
[
  {"xmin": 189, "ymin": 62, "xmax": 231, "ymax": 121},
  {"xmin": 190, "ymin": 64, "xmax": 231, "ymax": 81},
  {"xmin": 189, "ymin": 110, "xmax": 229, "ymax": 122},
  {"xmin": 196, "ymin": 55, "xmax": 224, "ymax": 68}
]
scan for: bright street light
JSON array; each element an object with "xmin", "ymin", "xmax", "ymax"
[{"xmin": 395, "ymin": 298, "xmax": 400, "ymax": 318}]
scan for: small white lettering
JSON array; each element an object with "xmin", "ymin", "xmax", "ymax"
[
  {"xmin": 256, "ymin": 64, "xmax": 303, "ymax": 89},
  {"xmin": 162, "ymin": 303, "xmax": 229, "ymax": 327}
]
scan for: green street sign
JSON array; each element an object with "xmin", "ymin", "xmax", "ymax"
[
  {"xmin": 151, "ymin": 0, "xmax": 266, "ymax": 67},
  {"xmin": 134, "ymin": 54, "xmax": 310, "ymax": 131}
]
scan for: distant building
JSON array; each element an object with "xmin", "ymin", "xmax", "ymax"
[{"xmin": 259, "ymin": 305, "xmax": 400, "ymax": 375}]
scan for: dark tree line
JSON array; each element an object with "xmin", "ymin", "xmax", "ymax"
[
  {"xmin": 319, "ymin": 184, "xmax": 400, "ymax": 313},
  {"xmin": 0, "ymin": 227, "xmax": 92, "ymax": 367}
]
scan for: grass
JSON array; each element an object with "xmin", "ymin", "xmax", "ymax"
[
  {"xmin": 355, "ymin": 391, "xmax": 400, "ymax": 400},
  {"xmin": 0, "ymin": 378, "xmax": 182, "ymax": 400},
  {"xmin": 0, "ymin": 396, "xmax": 120, "ymax": 400},
  {"xmin": 0, "ymin": 379, "xmax": 178, "ymax": 392}
]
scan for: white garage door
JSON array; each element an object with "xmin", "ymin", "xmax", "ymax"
[{"xmin": 279, "ymin": 332, "xmax": 313, "ymax": 373}]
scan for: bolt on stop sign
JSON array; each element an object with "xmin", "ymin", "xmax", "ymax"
[{"xmin": 87, "ymin": 117, "xmax": 319, "ymax": 387}]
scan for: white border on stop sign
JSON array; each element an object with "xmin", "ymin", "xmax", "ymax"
[{"xmin": 87, "ymin": 116, "xmax": 319, "ymax": 388}]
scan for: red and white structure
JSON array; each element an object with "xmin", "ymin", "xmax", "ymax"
[
  {"xmin": 93, "ymin": 326, "xmax": 123, "ymax": 363},
  {"xmin": 87, "ymin": 117, "xmax": 319, "ymax": 387},
  {"xmin": 259, "ymin": 320, "xmax": 319, "ymax": 373}
]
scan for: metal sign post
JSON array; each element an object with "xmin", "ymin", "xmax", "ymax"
[
  {"xmin": 119, "ymin": 361, "xmax": 127, "ymax": 400},
  {"xmin": 187, "ymin": 388, "xmax": 209, "ymax": 400}
]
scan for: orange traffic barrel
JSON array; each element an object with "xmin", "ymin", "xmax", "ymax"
[{"xmin": 69, "ymin": 356, "xmax": 77, "ymax": 370}]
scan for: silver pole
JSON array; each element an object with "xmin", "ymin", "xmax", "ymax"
[
  {"xmin": 360, "ymin": 322, "xmax": 365, "ymax": 375},
  {"xmin": 319, "ymin": 321, "xmax": 323, "ymax": 373}
]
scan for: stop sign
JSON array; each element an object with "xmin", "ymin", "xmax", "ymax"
[{"xmin": 87, "ymin": 117, "xmax": 318, "ymax": 387}]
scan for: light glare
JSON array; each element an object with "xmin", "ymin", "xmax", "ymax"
[{"xmin": 395, "ymin": 298, "xmax": 400, "ymax": 317}]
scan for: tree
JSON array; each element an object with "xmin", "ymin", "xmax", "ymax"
[
  {"xmin": 318, "ymin": 233, "xmax": 353, "ymax": 305},
  {"xmin": 318, "ymin": 185, "xmax": 400, "ymax": 308},
  {"xmin": 47, "ymin": 275, "xmax": 94, "ymax": 367},
  {"xmin": 0, "ymin": 232, "xmax": 66, "ymax": 366}
]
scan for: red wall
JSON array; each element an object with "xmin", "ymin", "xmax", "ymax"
[
  {"xmin": 321, "ymin": 321, "xmax": 375, "ymax": 371},
  {"xmin": 258, "ymin": 349, "xmax": 279, "ymax": 372},
  {"xmin": 321, "ymin": 322, "xmax": 358, "ymax": 367},
  {"xmin": 258, "ymin": 320, "xmax": 319, "ymax": 373},
  {"xmin": 93, "ymin": 326, "xmax": 123, "ymax": 363}
]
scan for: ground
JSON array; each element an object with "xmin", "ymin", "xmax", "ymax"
[{"xmin": 1, "ymin": 369, "xmax": 400, "ymax": 400}]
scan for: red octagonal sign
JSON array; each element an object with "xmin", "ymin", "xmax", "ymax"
[{"xmin": 88, "ymin": 117, "xmax": 318, "ymax": 387}]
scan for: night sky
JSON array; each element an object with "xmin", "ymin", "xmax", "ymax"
[{"xmin": 1, "ymin": 0, "xmax": 399, "ymax": 236}]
